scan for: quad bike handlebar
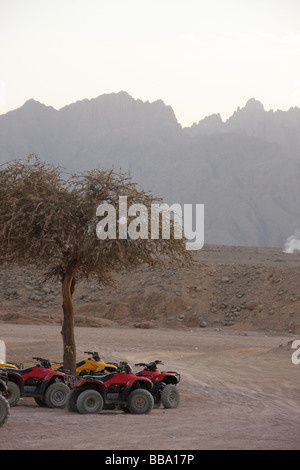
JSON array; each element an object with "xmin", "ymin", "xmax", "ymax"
[
  {"xmin": 84, "ymin": 351, "xmax": 101, "ymax": 361},
  {"xmin": 135, "ymin": 360, "xmax": 180, "ymax": 382},
  {"xmin": 32, "ymin": 357, "xmax": 52, "ymax": 368},
  {"xmin": 135, "ymin": 360, "xmax": 163, "ymax": 371},
  {"xmin": 117, "ymin": 361, "xmax": 133, "ymax": 373}
]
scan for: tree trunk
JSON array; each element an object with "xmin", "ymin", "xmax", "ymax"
[{"xmin": 61, "ymin": 270, "xmax": 77, "ymax": 375}]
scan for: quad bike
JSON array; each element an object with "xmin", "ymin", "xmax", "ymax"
[
  {"xmin": 52, "ymin": 351, "xmax": 118, "ymax": 375},
  {"xmin": 0, "ymin": 371, "xmax": 10, "ymax": 427},
  {"xmin": 0, "ymin": 359, "xmax": 24, "ymax": 370},
  {"xmin": 5, "ymin": 357, "xmax": 70, "ymax": 408},
  {"xmin": 65, "ymin": 361, "xmax": 154, "ymax": 415},
  {"xmin": 135, "ymin": 360, "xmax": 180, "ymax": 408}
]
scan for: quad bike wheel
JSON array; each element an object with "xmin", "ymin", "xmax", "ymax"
[
  {"xmin": 0, "ymin": 395, "xmax": 10, "ymax": 427},
  {"xmin": 7, "ymin": 381, "xmax": 21, "ymax": 407},
  {"xmin": 66, "ymin": 388, "xmax": 80, "ymax": 412},
  {"xmin": 34, "ymin": 397, "xmax": 47, "ymax": 407},
  {"xmin": 153, "ymin": 396, "xmax": 162, "ymax": 408},
  {"xmin": 161, "ymin": 384, "xmax": 180, "ymax": 409},
  {"xmin": 127, "ymin": 389, "xmax": 154, "ymax": 414},
  {"xmin": 76, "ymin": 389, "xmax": 104, "ymax": 414},
  {"xmin": 44, "ymin": 382, "xmax": 69, "ymax": 408}
]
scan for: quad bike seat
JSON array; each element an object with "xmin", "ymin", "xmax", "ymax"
[
  {"xmin": 85, "ymin": 373, "xmax": 115, "ymax": 383},
  {"xmin": 76, "ymin": 360, "xmax": 85, "ymax": 367},
  {"xmin": 11, "ymin": 367, "xmax": 33, "ymax": 376}
]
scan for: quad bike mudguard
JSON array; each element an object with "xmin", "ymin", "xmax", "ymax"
[
  {"xmin": 0, "ymin": 360, "xmax": 23, "ymax": 370},
  {"xmin": 0, "ymin": 378, "xmax": 7, "ymax": 395}
]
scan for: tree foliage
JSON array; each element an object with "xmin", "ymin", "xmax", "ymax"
[{"xmin": 0, "ymin": 155, "xmax": 191, "ymax": 373}]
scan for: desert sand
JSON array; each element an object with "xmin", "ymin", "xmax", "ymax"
[
  {"xmin": 1, "ymin": 323, "xmax": 299, "ymax": 450},
  {"xmin": 1, "ymin": 245, "xmax": 300, "ymax": 450}
]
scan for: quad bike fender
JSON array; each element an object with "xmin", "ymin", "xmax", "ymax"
[
  {"xmin": 6, "ymin": 371, "xmax": 23, "ymax": 387},
  {"xmin": 155, "ymin": 373, "xmax": 179, "ymax": 385},
  {"xmin": 152, "ymin": 374, "xmax": 179, "ymax": 396},
  {"xmin": 73, "ymin": 377, "xmax": 107, "ymax": 398},
  {"xmin": 76, "ymin": 360, "xmax": 94, "ymax": 374},
  {"xmin": 44, "ymin": 370, "xmax": 66, "ymax": 381},
  {"xmin": 116, "ymin": 379, "xmax": 153, "ymax": 403},
  {"xmin": 126, "ymin": 377, "xmax": 153, "ymax": 395},
  {"xmin": 95, "ymin": 363, "xmax": 118, "ymax": 373},
  {"xmin": 0, "ymin": 361, "xmax": 18, "ymax": 369},
  {"xmin": 0, "ymin": 379, "xmax": 7, "ymax": 394},
  {"xmin": 39, "ymin": 374, "xmax": 66, "ymax": 395}
]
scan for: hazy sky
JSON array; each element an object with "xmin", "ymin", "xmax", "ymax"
[{"xmin": 1, "ymin": 0, "xmax": 300, "ymax": 126}]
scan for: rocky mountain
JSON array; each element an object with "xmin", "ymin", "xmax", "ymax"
[
  {"xmin": 186, "ymin": 98, "xmax": 300, "ymax": 161},
  {"xmin": 0, "ymin": 92, "xmax": 300, "ymax": 248}
]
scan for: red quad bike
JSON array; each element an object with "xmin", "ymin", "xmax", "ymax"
[
  {"xmin": 0, "ymin": 371, "xmax": 10, "ymax": 427},
  {"xmin": 5, "ymin": 357, "xmax": 70, "ymax": 408},
  {"xmin": 66, "ymin": 361, "xmax": 154, "ymax": 415},
  {"xmin": 135, "ymin": 360, "xmax": 180, "ymax": 409}
]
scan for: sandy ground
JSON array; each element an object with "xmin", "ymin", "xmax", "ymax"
[{"xmin": 1, "ymin": 323, "xmax": 300, "ymax": 450}]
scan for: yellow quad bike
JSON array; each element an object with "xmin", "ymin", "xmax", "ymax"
[
  {"xmin": 53, "ymin": 351, "xmax": 118, "ymax": 376},
  {"xmin": 0, "ymin": 360, "xmax": 24, "ymax": 370}
]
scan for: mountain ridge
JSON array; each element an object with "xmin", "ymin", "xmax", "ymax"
[{"xmin": 0, "ymin": 91, "xmax": 299, "ymax": 248}]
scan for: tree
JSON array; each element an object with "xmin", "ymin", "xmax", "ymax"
[{"xmin": 0, "ymin": 156, "xmax": 191, "ymax": 374}]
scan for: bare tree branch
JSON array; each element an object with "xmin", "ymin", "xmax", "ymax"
[{"xmin": 0, "ymin": 155, "xmax": 192, "ymax": 372}]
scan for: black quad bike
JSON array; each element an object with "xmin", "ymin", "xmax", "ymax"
[
  {"xmin": 135, "ymin": 360, "xmax": 180, "ymax": 408},
  {"xmin": 0, "ymin": 371, "xmax": 10, "ymax": 427},
  {"xmin": 5, "ymin": 357, "xmax": 70, "ymax": 408},
  {"xmin": 66, "ymin": 361, "xmax": 154, "ymax": 415}
]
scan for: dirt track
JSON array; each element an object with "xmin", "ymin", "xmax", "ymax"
[{"xmin": 1, "ymin": 323, "xmax": 300, "ymax": 450}]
